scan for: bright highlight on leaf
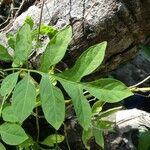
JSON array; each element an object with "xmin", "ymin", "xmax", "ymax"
[
  {"xmin": 12, "ymin": 74, "xmax": 36, "ymax": 123},
  {"xmin": 41, "ymin": 134, "xmax": 64, "ymax": 147},
  {"xmin": 0, "ymin": 123, "xmax": 28, "ymax": 145},
  {"xmin": 40, "ymin": 74, "xmax": 65, "ymax": 130}
]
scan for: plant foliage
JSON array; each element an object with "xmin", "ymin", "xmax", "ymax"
[{"xmin": 0, "ymin": 17, "xmax": 133, "ymax": 149}]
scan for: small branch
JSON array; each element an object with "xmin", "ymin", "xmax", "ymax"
[
  {"xmin": 35, "ymin": 107, "xmax": 40, "ymax": 142},
  {"xmin": 64, "ymin": 123, "xmax": 71, "ymax": 150},
  {"xmin": 129, "ymin": 75, "xmax": 150, "ymax": 88},
  {"xmin": 130, "ymin": 87, "xmax": 150, "ymax": 93},
  {"xmin": 37, "ymin": 0, "xmax": 45, "ymax": 42},
  {"xmin": 13, "ymin": 0, "xmax": 25, "ymax": 19}
]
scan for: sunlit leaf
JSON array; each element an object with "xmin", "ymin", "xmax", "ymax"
[
  {"xmin": 32, "ymin": 25, "xmax": 58, "ymax": 38},
  {"xmin": 60, "ymin": 41, "xmax": 107, "ymax": 81},
  {"xmin": 92, "ymin": 100, "xmax": 105, "ymax": 114},
  {"xmin": 40, "ymin": 26, "xmax": 72, "ymax": 72},
  {"xmin": 24, "ymin": 16, "xmax": 34, "ymax": 29},
  {"xmin": 41, "ymin": 134, "xmax": 64, "ymax": 147},
  {"xmin": 94, "ymin": 120, "xmax": 114, "ymax": 129}
]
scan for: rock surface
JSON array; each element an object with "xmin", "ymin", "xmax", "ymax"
[{"xmin": 0, "ymin": 0, "xmax": 150, "ymax": 76}]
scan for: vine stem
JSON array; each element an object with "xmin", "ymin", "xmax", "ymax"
[
  {"xmin": 64, "ymin": 123, "xmax": 71, "ymax": 150},
  {"xmin": 129, "ymin": 75, "xmax": 150, "ymax": 88},
  {"xmin": 130, "ymin": 87, "xmax": 150, "ymax": 93},
  {"xmin": 37, "ymin": 0, "xmax": 45, "ymax": 42},
  {"xmin": 3, "ymin": 68, "xmax": 43, "ymax": 75},
  {"xmin": 35, "ymin": 107, "xmax": 40, "ymax": 142}
]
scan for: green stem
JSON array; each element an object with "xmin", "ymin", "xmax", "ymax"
[
  {"xmin": 3, "ymin": 68, "xmax": 43, "ymax": 75},
  {"xmin": 130, "ymin": 87, "xmax": 150, "ymax": 92},
  {"xmin": 55, "ymin": 130, "xmax": 58, "ymax": 148}
]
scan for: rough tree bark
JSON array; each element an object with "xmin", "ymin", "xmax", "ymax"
[{"xmin": 0, "ymin": 0, "xmax": 150, "ymax": 75}]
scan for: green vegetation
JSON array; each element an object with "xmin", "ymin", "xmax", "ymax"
[{"xmin": 0, "ymin": 17, "xmax": 134, "ymax": 149}]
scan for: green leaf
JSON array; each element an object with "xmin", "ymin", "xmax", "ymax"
[
  {"xmin": 98, "ymin": 106, "xmax": 122, "ymax": 118},
  {"xmin": 94, "ymin": 120, "xmax": 114, "ymax": 129},
  {"xmin": 2, "ymin": 106, "xmax": 19, "ymax": 122},
  {"xmin": 138, "ymin": 130, "xmax": 150, "ymax": 150},
  {"xmin": 0, "ymin": 44, "xmax": 12, "ymax": 62},
  {"xmin": 82, "ymin": 128, "xmax": 93, "ymax": 150},
  {"xmin": 14, "ymin": 23, "xmax": 32, "ymax": 66},
  {"xmin": 24, "ymin": 16, "xmax": 34, "ymax": 29},
  {"xmin": 93, "ymin": 128, "xmax": 104, "ymax": 148},
  {"xmin": 59, "ymin": 78, "xmax": 91, "ymax": 130},
  {"xmin": 0, "ymin": 123, "xmax": 28, "ymax": 145},
  {"xmin": 6, "ymin": 33, "xmax": 16, "ymax": 49},
  {"xmin": 19, "ymin": 135, "xmax": 33, "ymax": 149},
  {"xmin": 60, "ymin": 41, "xmax": 107, "ymax": 81},
  {"xmin": 92, "ymin": 100, "xmax": 105, "ymax": 114},
  {"xmin": 40, "ymin": 74, "xmax": 65, "ymax": 130},
  {"xmin": 83, "ymin": 78, "xmax": 133, "ymax": 103},
  {"xmin": 0, "ymin": 143, "xmax": 6, "ymax": 150},
  {"xmin": 0, "ymin": 72, "xmax": 19, "ymax": 97},
  {"xmin": 40, "ymin": 26, "xmax": 72, "ymax": 72},
  {"xmin": 41, "ymin": 134, "xmax": 64, "ymax": 147},
  {"xmin": 32, "ymin": 25, "xmax": 58, "ymax": 39},
  {"xmin": 12, "ymin": 74, "xmax": 36, "ymax": 123}
]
